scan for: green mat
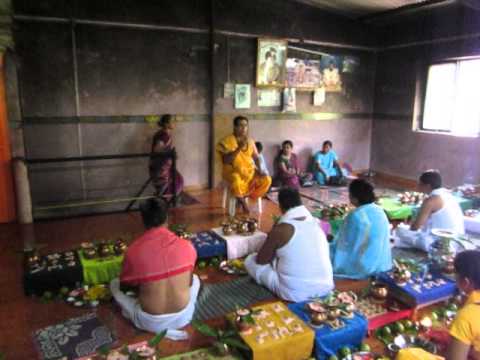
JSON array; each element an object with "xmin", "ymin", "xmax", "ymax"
[
  {"xmin": 379, "ymin": 195, "xmax": 473, "ymax": 221},
  {"xmin": 193, "ymin": 277, "xmax": 275, "ymax": 321},
  {"xmin": 78, "ymin": 249, "xmax": 123, "ymax": 285},
  {"xmin": 378, "ymin": 197, "xmax": 413, "ymax": 220}
]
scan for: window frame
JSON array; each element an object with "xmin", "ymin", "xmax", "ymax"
[{"xmin": 417, "ymin": 56, "xmax": 480, "ymax": 137}]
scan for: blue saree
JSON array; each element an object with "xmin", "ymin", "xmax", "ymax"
[{"xmin": 330, "ymin": 203, "xmax": 392, "ymax": 279}]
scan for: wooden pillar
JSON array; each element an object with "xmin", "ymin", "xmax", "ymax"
[{"xmin": 0, "ymin": 53, "xmax": 16, "ymax": 223}]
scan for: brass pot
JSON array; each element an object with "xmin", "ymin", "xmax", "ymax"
[
  {"xmin": 222, "ymin": 223, "xmax": 234, "ymax": 236},
  {"xmin": 98, "ymin": 244, "xmax": 113, "ymax": 257},
  {"xmin": 311, "ymin": 311, "xmax": 328, "ymax": 325},
  {"xmin": 371, "ymin": 282, "xmax": 389, "ymax": 301},
  {"xmin": 83, "ymin": 247, "xmax": 98, "ymax": 259},
  {"xmin": 236, "ymin": 221, "xmax": 249, "ymax": 235},
  {"xmin": 80, "ymin": 242, "xmax": 94, "ymax": 249},
  {"xmin": 393, "ymin": 269, "xmax": 411, "ymax": 285},
  {"xmin": 27, "ymin": 253, "xmax": 40, "ymax": 267},
  {"xmin": 114, "ymin": 240, "xmax": 127, "ymax": 255},
  {"xmin": 327, "ymin": 308, "xmax": 342, "ymax": 321},
  {"xmin": 247, "ymin": 218, "xmax": 258, "ymax": 233},
  {"xmin": 442, "ymin": 255, "xmax": 455, "ymax": 274}
]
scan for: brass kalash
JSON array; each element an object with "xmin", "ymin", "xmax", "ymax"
[{"xmin": 221, "ymin": 217, "xmax": 258, "ymax": 236}]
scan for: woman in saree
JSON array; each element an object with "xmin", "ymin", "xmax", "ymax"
[
  {"xmin": 330, "ymin": 179, "xmax": 392, "ymax": 279},
  {"xmin": 274, "ymin": 140, "xmax": 311, "ymax": 189},
  {"xmin": 150, "ymin": 114, "xmax": 184, "ymax": 197}
]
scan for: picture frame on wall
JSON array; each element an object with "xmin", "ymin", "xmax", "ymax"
[
  {"xmin": 256, "ymin": 38, "xmax": 288, "ymax": 88},
  {"xmin": 286, "ymin": 58, "xmax": 322, "ymax": 90}
]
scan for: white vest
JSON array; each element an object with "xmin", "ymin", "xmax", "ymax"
[
  {"xmin": 425, "ymin": 188, "xmax": 465, "ymax": 234},
  {"xmin": 276, "ymin": 206, "xmax": 334, "ymax": 299}
]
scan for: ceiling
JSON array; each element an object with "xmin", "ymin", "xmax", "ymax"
[{"xmin": 294, "ymin": 0, "xmax": 444, "ymax": 18}]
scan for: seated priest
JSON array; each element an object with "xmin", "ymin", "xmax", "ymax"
[
  {"xmin": 394, "ymin": 170, "xmax": 466, "ymax": 252},
  {"xmin": 313, "ymin": 140, "xmax": 345, "ymax": 185},
  {"xmin": 216, "ymin": 116, "xmax": 272, "ymax": 212},
  {"xmin": 330, "ymin": 179, "xmax": 392, "ymax": 279},
  {"xmin": 244, "ymin": 188, "xmax": 334, "ymax": 302},
  {"xmin": 110, "ymin": 198, "xmax": 200, "ymax": 340}
]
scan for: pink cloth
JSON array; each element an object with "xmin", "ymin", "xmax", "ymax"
[{"xmin": 120, "ymin": 227, "xmax": 197, "ymax": 285}]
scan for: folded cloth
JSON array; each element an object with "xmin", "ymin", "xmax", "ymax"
[
  {"xmin": 110, "ymin": 275, "xmax": 201, "ymax": 341},
  {"xmin": 288, "ymin": 301, "xmax": 368, "ymax": 360},
  {"xmin": 396, "ymin": 348, "xmax": 445, "ymax": 360},
  {"xmin": 212, "ymin": 227, "xmax": 267, "ymax": 260}
]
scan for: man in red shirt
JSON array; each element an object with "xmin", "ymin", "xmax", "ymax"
[{"xmin": 110, "ymin": 198, "xmax": 199, "ymax": 340}]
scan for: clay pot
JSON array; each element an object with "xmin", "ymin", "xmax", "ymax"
[
  {"xmin": 114, "ymin": 240, "xmax": 127, "ymax": 255},
  {"xmin": 371, "ymin": 282, "xmax": 389, "ymax": 301},
  {"xmin": 98, "ymin": 244, "xmax": 113, "ymax": 257},
  {"xmin": 222, "ymin": 223, "xmax": 234, "ymax": 236},
  {"xmin": 311, "ymin": 311, "xmax": 328, "ymax": 325},
  {"xmin": 83, "ymin": 247, "xmax": 98, "ymax": 259}
]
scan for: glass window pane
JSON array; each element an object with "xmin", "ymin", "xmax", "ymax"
[
  {"xmin": 423, "ymin": 63, "xmax": 456, "ymax": 131},
  {"xmin": 452, "ymin": 59, "xmax": 480, "ymax": 136}
]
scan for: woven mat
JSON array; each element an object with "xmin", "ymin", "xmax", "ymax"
[
  {"xmin": 34, "ymin": 313, "xmax": 115, "ymax": 360},
  {"xmin": 194, "ymin": 277, "xmax": 275, "ymax": 321}
]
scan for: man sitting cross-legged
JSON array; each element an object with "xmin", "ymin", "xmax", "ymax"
[
  {"xmin": 245, "ymin": 188, "xmax": 334, "ymax": 302},
  {"xmin": 110, "ymin": 198, "xmax": 200, "ymax": 340}
]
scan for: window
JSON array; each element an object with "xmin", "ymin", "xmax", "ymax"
[{"xmin": 421, "ymin": 58, "xmax": 480, "ymax": 136}]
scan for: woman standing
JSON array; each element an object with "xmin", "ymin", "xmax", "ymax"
[{"xmin": 150, "ymin": 114, "xmax": 184, "ymax": 197}]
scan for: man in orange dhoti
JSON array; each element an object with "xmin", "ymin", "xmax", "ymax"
[{"xmin": 217, "ymin": 116, "xmax": 271, "ymax": 213}]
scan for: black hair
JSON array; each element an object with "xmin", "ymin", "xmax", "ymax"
[
  {"xmin": 255, "ymin": 141, "xmax": 263, "ymax": 153},
  {"xmin": 419, "ymin": 171, "xmax": 442, "ymax": 190},
  {"xmin": 282, "ymin": 140, "xmax": 293, "ymax": 148},
  {"xmin": 140, "ymin": 198, "xmax": 168, "ymax": 229},
  {"xmin": 323, "ymin": 140, "xmax": 333, "ymax": 148},
  {"xmin": 233, "ymin": 115, "xmax": 248, "ymax": 127},
  {"xmin": 454, "ymin": 250, "xmax": 480, "ymax": 289},
  {"xmin": 278, "ymin": 188, "xmax": 303, "ymax": 211},
  {"xmin": 349, "ymin": 179, "xmax": 376, "ymax": 205},
  {"xmin": 158, "ymin": 114, "xmax": 173, "ymax": 128}
]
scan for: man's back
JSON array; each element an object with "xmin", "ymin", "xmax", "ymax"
[
  {"xmin": 121, "ymin": 227, "xmax": 197, "ymax": 315},
  {"xmin": 140, "ymin": 272, "xmax": 192, "ymax": 315}
]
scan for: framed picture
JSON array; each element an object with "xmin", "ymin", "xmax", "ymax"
[
  {"xmin": 256, "ymin": 38, "xmax": 288, "ymax": 88},
  {"xmin": 286, "ymin": 58, "xmax": 322, "ymax": 90},
  {"xmin": 320, "ymin": 55, "xmax": 343, "ymax": 92},
  {"xmin": 235, "ymin": 84, "xmax": 251, "ymax": 109}
]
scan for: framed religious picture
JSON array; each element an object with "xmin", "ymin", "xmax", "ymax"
[
  {"xmin": 256, "ymin": 38, "xmax": 288, "ymax": 88},
  {"xmin": 320, "ymin": 55, "xmax": 343, "ymax": 92},
  {"xmin": 286, "ymin": 58, "xmax": 322, "ymax": 90}
]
